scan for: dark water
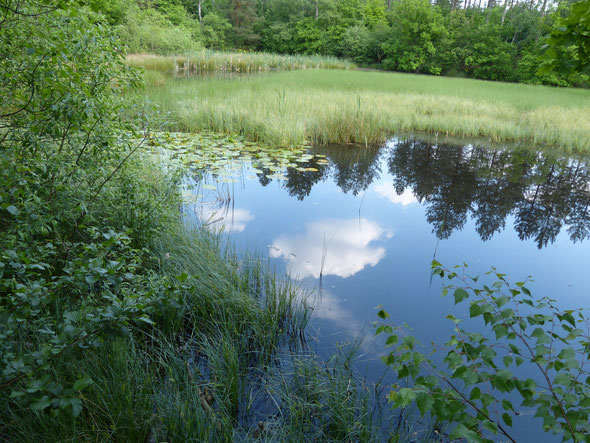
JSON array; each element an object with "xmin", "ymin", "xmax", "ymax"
[{"xmin": 188, "ymin": 136, "xmax": 590, "ymax": 441}]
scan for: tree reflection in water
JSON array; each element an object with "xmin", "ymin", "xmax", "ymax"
[{"xmin": 275, "ymin": 137, "xmax": 590, "ymax": 249}]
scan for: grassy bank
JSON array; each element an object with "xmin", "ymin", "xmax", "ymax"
[
  {"xmin": 128, "ymin": 52, "xmax": 355, "ymax": 77},
  {"xmin": 0, "ymin": 153, "xmax": 387, "ymax": 441},
  {"xmin": 142, "ymin": 68, "xmax": 590, "ymax": 152}
]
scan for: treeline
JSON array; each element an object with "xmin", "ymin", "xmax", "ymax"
[{"xmin": 84, "ymin": 0, "xmax": 588, "ymax": 86}]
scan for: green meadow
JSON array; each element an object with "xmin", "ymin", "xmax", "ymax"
[{"xmin": 143, "ymin": 67, "xmax": 590, "ymax": 152}]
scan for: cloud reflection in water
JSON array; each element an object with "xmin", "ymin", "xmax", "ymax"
[
  {"xmin": 374, "ymin": 182, "xmax": 418, "ymax": 206},
  {"xmin": 270, "ymin": 218, "xmax": 391, "ymax": 279}
]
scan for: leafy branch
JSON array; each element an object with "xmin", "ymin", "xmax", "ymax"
[{"xmin": 376, "ymin": 261, "xmax": 590, "ymax": 442}]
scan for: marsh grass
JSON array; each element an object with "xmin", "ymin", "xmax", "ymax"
[
  {"xmin": 128, "ymin": 51, "xmax": 355, "ymax": 75},
  {"xmin": 143, "ymin": 69, "xmax": 590, "ymax": 152}
]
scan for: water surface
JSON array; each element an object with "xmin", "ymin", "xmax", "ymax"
[{"xmin": 186, "ymin": 136, "xmax": 590, "ymax": 441}]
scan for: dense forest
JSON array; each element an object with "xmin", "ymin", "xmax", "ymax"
[{"xmin": 85, "ymin": 0, "xmax": 589, "ymax": 86}]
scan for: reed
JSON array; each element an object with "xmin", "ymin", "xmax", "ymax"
[
  {"xmin": 141, "ymin": 69, "xmax": 590, "ymax": 153},
  {"xmin": 128, "ymin": 51, "xmax": 355, "ymax": 75}
]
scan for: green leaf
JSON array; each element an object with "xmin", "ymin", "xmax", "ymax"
[
  {"xmin": 508, "ymin": 344, "xmax": 520, "ymax": 355},
  {"xmin": 385, "ymin": 335, "xmax": 398, "ymax": 346},
  {"xmin": 493, "ymin": 324, "xmax": 508, "ymax": 339},
  {"xmin": 402, "ymin": 335, "xmax": 416, "ymax": 350},
  {"xmin": 557, "ymin": 348, "xmax": 575, "ymax": 360},
  {"xmin": 469, "ymin": 387, "xmax": 481, "ymax": 401},
  {"xmin": 496, "ymin": 295, "xmax": 509, "ymax": 307},
  {"xmin": 416, "ymin": 392, "xmax": 434, "ymax": 416},
  {"xmin": 73, "ymin": 375, "xmax": 94, "ymax": 391},
  {"xmin": 453, "ymin": 288, "xmax": 469, "ymax": 304},
  {"xmin": 394, "ymin": 388, "xmax": 417, "ymax": 407},
  {"xmin": 554, "ymin": 372, "xmax": 573, "ymax": 388},
  {"xmin": 502, "ymin": 412, "xmax": 513, "ymax": 427},
  {"xmin": 30, "ymin": 395, "xmax": 52, "ymax": 411},
  {"xmin": 6, "ymin": 205, "xmax": 19, "ymax": 216},
  {"xmin": 449, "ymin": 423, "xmax": 481, "ymax": 441},
  {"xmin": 71, "ymin": 398, "xmax": 83, "ymax": 417},
  {"xmin": 502, "ymin": 399, "xmax": 514, "ymax": 412},
  {"xmin": 469, "ymin": 303, "xmax": 481, "ymax": 317},
  {"xmin": 561, "ymin": 312, "xmax": 576, "ymax": 327}
]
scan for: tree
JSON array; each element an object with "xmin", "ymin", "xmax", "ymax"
[
  {"xmin": 540, "ymin": 0, "xmax": 590, "ymax": 76},
  {"xmin": 363, "ymin": 0, "xmax": 387, "ymax": 29},
  {"xmin": 381, "ymin": 0, "xmax": 449, "ymax": 74},
  {"xmin": 228, "ymin": 0, "xmax": 261, "ymax": 47},
  {"xmin": 339, "ymin": 24, "xmax": 374, "ymax": 63},
  {"xmin": 201, "ymin": 12, "xmax": 233, "ymax": 49}
]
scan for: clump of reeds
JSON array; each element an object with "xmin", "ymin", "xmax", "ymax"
[{"xmin": 127, "ymin": 50, "xmax": 355, "ymax": 76}]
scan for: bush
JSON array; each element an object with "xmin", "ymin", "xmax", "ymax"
[
  {"xmin": 118, "ymin": 5, "xmax": 202, "ymax": 55},
  {"xmin": 339, "ymin": 25, "xmax": 374, "ymax": 64},
  {"xmin": 0, "ymin": 1, "xmax": 185, "ymax": 417}
]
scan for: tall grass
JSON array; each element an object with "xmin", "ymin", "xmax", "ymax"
[
  {"xmin": 142, "ymin": 69, "xmax": 590, "ymax": 153},
  {"xmin": 128, "ymin": 51, "xmax": 355, "ymax": 76}
]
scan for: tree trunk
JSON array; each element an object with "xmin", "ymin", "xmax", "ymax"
[
  {"xmin": 198, "ymin": 0, "xmax": 202, "ymax": 22},
  {"xmin": 540, "ymin": 0, "xmax": 548, "ymax": 16},
  {"xmin": 501, "ymin": 0, "xmax": 513, "ymax": 24},
  {"xmin": 315, "ymin": 0, "xmax": 318, "ymax": 19}
]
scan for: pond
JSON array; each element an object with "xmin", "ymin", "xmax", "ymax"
[{"xmin": 177, "ymin": 134, "xmax": 590, "ymax": 441}]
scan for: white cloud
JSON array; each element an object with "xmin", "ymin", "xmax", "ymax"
[
  {"xmin": 374, "ymin": 182, "xmax": 417, "ymax": 206},
  {"xmin": 269, "ymin": 218, "xmax": 390, "ymax": 279}
]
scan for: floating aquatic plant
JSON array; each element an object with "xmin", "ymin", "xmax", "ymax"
[{"xmin": 146, "ymin": 131, "xmax": 323, "ymax": 184}]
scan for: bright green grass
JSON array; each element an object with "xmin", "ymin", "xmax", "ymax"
[{"xmin": 143, "ymin": 69, "xmax": 590, "ymax": 152}]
